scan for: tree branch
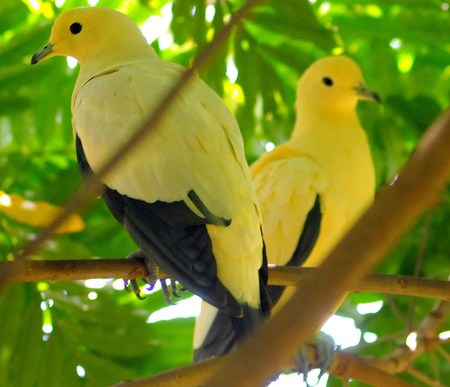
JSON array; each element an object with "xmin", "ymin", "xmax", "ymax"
[
  {"xmin": 110, "ymin": 301, "xmax": 450, "ymax": 387},
  {"xmin": 3, "ymin": 259, "xmax": 450, "ymax": 301},
  {"xmin": 205, "ymin": 109, "xmax": 450, "ymax": 386},
  {"xmin": 112, "ymin": 350, "xmax": 415, "ymax": 387}
]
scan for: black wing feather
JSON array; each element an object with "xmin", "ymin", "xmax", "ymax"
[
  {"xmin": 268, "ymin": 195, "xmax": 322, "ymax": 305},
  {"xmin": 75, "ymin": 135, "xmax": 241, "ymax": 316}
]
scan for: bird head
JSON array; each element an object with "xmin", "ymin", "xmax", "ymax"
[
  {"xmin": 296, "ymin": 56, "xmax": 380, "ymax": 118},
  {"xmin": 31, "ymin": 7, "xmax": 154, "ymax": 66}
]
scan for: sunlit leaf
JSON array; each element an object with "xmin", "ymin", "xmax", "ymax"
[{"xmin": 0, "ymin": 190, "xmax": 84, "ymax": 233}]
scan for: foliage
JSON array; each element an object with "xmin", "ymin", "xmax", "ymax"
[{"xmin": 0, "ymin": 0, "xmax": 448, "ymax": 385}]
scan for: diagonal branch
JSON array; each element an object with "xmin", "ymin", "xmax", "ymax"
[
  {"xmin": 205, "ymin": 109, "xmax": 450, "ymax": 386},
  {"xmin": 110, "ymin": 299, "xmax": 450, "ymax": 386},
  {"xmin": 3, "ymin": 259, "xmax": 450, "ymax": 301}
]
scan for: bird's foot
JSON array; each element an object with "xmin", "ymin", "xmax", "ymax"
[
  {"xmin": 123, "ymin": 249, "xmax": 184, "ymax": 303},
  {"xmin": 123, "ymin": 249, "xmax": 158, "ymax": 299},
  {"xmin": 294, "ymin": 333, "xmax": 335, "ymax": 385},
  {"xmin": 160, "ymin": 278, "xmax": 183, "ymax": 304}
]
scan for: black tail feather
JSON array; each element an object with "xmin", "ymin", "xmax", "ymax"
[{"xmin": 193, "ymin": 304, "xmax": 263, "ymax": 362}]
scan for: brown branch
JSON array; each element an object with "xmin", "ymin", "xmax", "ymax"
[
  {"xmin": 111, "ymin": 302, "xmax": 450, "ymax": 387},
  {"xmin": 205, "ymin": 110, "xmax": 450, "ymax": 386},
  {"xmin": 112, "ymin": 356, "xmax": 222, "ymax": 387},
  {"xmin": 0, "ymin": 0, "xmax": 263, "ymax": 293},
  {"xmin": 372, "ymin": 300, "xmax": 450, "ymax": 374},
  {"xmin": 3, "ymin": 259, "xmax": 450, "ymax": 301},
  {"xmin": 112, "ymin": 349, "xmax": 415, "ymax": 387},
  {"xmin": 408, "ymin": 211, "xmax": 433, "ymax": 330},
  {"xmin": 406, "ymin": 367, "xmax": 440, "ymax": 387}
]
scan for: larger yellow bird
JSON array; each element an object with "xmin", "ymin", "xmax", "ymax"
[
  {"xmin": 252, "ymin": 55, "xmax": 380, "ymax": 314},
  {"xmin": 31, "ymin": 7, "xmax": 270, "ymax": 347}
]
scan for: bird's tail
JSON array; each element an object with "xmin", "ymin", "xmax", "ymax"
[
  {"xmin": 193, "ymin": 233, "xmax": 271, "ymax": 362},
  {"xmin": 193, "ymin": 301, "xmax": 264, "ymax": 362}
]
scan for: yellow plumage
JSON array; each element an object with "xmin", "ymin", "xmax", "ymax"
[
  {"xmin": 252, "ymin": 56, "xmax": 379, "ymax": 311},
  {"xmin": 31, "ymin": 7, "xmax": 270, "ymax": 349}
]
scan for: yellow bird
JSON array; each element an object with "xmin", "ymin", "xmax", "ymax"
[
  {"xmin": 252, "ymin": 55, "xmax": 380, "ymax": 314},
  {"xmin": 31, "ymin": 7, "xmax": 270, "ymax": 348}
]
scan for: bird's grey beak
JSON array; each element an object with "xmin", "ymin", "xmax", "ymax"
[
  {"xmin": 355, "ymin": 83, "xmax": 381, "ymax": 103},
  {"xmin": 31, "ymin": 43, "xmax": 54, "ymax": 65}
]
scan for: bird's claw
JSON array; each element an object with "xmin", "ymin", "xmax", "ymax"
[
  {"xmin": 127, "ymin": 249, "xmax": 159, "ymax": 284},
  {"xmin": 124, "ymin": 278, "xmax": 146, "ymax": 300},
  {"xmin": 124, "ymin": 249, "xmax": 185, "ymax": 303},
  {"xmin": 124, "ymin": 249, "xmax": 158, "ymax": 299},
  {"xmin": 294, "ymin": 333, "xmax": 336, "ymax": 385}
]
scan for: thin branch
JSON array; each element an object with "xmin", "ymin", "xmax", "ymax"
[
  {"xmin": 408, "ymin": 211, "xmax": 433, "ymax": 330},
  {"xmin": 435, "ymin": 346, "xmax": 450, "ymax": 363},
  {"xmin": 330, "ymin": 352, "xmax": 415, "ymax": 387},
  {"xmin": 3, "ymin": 259, "xmax": 450, "ymax": 301},
  {"xmin": 206, "ymin": 110, "xmax": 450, "ymax": 386},
  {"xmin": 350, "ymin": 329, "xmax": 408, "ymax": 351},
  {"xmin": 0, "ymin": 0, "xmax": 263, "ymax": 293},
  {"xmin": 407, "ymin": 367, "xmax": 442, "ymax": 387},
  {"xmin": 372, "ymin": 301, "xmax": 450, "ymax": 374},
  {"xmin": 385, "ymin": 294, "xmax": 410, "ymax": 326},
  {"xmin": 417, "ymin": 300, "xmax": 450, "ymax": 337}
]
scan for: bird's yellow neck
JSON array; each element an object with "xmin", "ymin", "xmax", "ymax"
[
  {"xmin": 81, "ymin": 42, "xmax": 157, "ymax": 73},
  {"xmin": 289, "ymin": 106, "xmax": 373, "ymax": 185},
  {"xmin": 72, "ymin": 44, "xmax": 158, "ymax": 109},
  {"xmin": 291, "ymin": 106, "xmax": 362, "ymax": 143}
]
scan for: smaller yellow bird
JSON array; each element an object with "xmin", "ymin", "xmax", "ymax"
[
  {"xmin": 251, "ymin": 55, "xmax": 380, "ymax": 374},
  {"xmin": 252, "ymin": 55, "xmax": 379, "ymax": 313}
]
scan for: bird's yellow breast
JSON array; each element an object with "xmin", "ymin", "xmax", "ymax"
[{"xmin": 291, "ymin": 119, "xmax": 375, "ymax": 267}]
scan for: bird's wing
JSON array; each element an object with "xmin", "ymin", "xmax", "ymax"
[
  {"xmin": 74, "ymin": 62, "xmax": 237, "ymax": 217},
  {"xmin": 251, "ymin": 147, "xmax": 327, "ymax": 268}
]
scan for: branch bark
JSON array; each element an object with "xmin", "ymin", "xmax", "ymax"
[
  {"xmin": 205, "ymin": 109, "xmax": 450, "ymax": 386},
  {"xmin": 3, "ymin": 259, "xmax": 450, "ymax": 301}
]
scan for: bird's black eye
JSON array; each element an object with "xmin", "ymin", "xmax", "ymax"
[
  {"xmin": 322, "ymin": 77, "xmax": 333, "ymax": 87},
  {"xmin": 70, "ymin": 22, "xmax": 82, "ymax": 35}
]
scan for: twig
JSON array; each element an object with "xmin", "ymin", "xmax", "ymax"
[
  {"xmin": 372, "ymin": 301, "xmax": 450, "ymax": 374},
  {"xmin": 408, "ymin": 211, "xmax": 433, "ymax": 330},
  {"xmin": 435, "ymin": 346, "xmax": 450, "ymax": 363},
  {"xmin": 385, "ymin": 294, "xmax": 410, "ymax": 326},
  {"xmin": 407, "ymin": 367, "xmax": 442, "ymax": 387},
  {"xmin": 3, "ymin": 259, "xmax": 450, "ymax": 301}
]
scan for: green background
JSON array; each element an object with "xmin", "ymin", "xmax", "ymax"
[{"xmin": 0, "ymin": 0, "xmax": 448, "ymax": 385}]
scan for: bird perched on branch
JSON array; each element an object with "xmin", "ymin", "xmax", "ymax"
[
  {"xmin": 31, "ymin": 7, "xmax": 271, "ymax": 351},
  {"xmin": 252, "ymin": 56, "xmax": 379, "ymax": 315},
  {"xmin": 194, "ymin": 56, "xmax": 380, "ymax": 367}
]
